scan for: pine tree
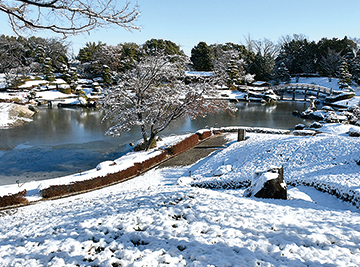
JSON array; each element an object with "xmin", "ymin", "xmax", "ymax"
[
  {"xmin": 276, "ymin": 62, "xmax": 291, "ymax": 83},
  {"xmin": 44, "ymin": 57, "xmax": 55, "ymax": 81},
  {"xmin": 102, "ymin": 65, "xmax": 111, "ymax": 84},
  {"xmin": 225, "ymin": 58, "xmax": 245, "ymax": 86},
  {"xmin": 338, "ymin": 61, "xmax": 352, "ymax": 90},
  {"xmin": 190, "ymin": 42, "xmax": 214, "ymax": 71},
  {"xmin": 351, "ymin": 54, "xmax": 360, "ymax": 85}
]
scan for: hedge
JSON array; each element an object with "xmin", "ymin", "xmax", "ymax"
[
  {"xmin": 196, "ymin": 130, "xmax": 212, "ymax": 140},
  {"xmin": 41, "ymin": 165, "xmax": 138, "ymax": 198},
  {"xmin": 166, "ymin": 134, "xmax": 199, "ymax": 155},
  {"xmin": 134, "ymin": 150, "xmax": 168, "ymax": 173},
  {"xmin": 41, "ymin": 150, "xmax": 169, "ymax": 199},
  {"xmin": 0, "ymin": 190, "xmax": 28, "ymax": 208}
]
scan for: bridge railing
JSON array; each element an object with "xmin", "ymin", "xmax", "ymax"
[{"xmin": 273, "ymin": 83, "xmax": 332, "ymax": 95}]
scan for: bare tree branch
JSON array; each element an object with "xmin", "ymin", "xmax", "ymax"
[
  {"xmin": 0, "ymin": 0, "xmax": 140, "ymax": 36},
  {"xmin": 102, "ymin": 49, "xmax": 236, "ymax": 151}
]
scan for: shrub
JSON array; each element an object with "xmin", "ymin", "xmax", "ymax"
[
  {"xmin": 59, "ymin": 87, "xmax": 72, "ymax": 94},
  {"xmin": 134, "ymin": 150, "xmax": 168, "ymax": 172},
  {"xmin": 0, "ymin": 190, "xmax": 28, "ymax": 208},
  {"xmin": 196, "ymin": 130, "xmax": 212, "ymax": 140},
  {"xmin": 166, "ymin": 134, "xmax": 199, "ymax": 155},
  {"xmin": 41, "ymin": 165, "xmax": 138, "ymax": 198}
]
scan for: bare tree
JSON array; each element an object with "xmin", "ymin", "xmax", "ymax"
[
  {"xmin": 278, "ymin": 34, "xmax": 308, "ymax": 47},
  {"xmin": 243, "ymin": 36, "xmax": 278, "ymax": 81},
  {"xmin": 0, "ymin": 0, "xmax": 140, "ymax": 36},
  {"xmin": 102, "ymin": 50, "xmax": 236, "ymax": 151},
  {"xmin": 253, "ymin": 38, "xmax": 279, "ymax": 59}
]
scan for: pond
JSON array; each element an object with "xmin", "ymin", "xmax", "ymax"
[{"xmin": 0, "ymin": 101, "xmax": 311, "ymax": 185}]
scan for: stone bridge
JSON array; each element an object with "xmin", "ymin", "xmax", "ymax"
[{"xmin": 272, "ymin": 83, "xmax": 333, "ymax": 101}]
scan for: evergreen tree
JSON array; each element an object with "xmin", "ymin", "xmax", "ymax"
[
  {"xmin": 143, "ymin": 39, "xmax": 184, "ymax": 56},
  {"xmin": 338, "ymin": 61, "xmax": 352, "ymax": 90},
  {"xmin": 250, "ymin": 52, "xmax": 275, "ymax": 81},
  {"xmin": 226, "ymin": 58, "xmax": 243, "ymax": 86},
  {"xmin": 62, "ymin": 66, "xmax": 78, "ymax": 90},
  {"xmin": 318, "ymin": 48, "xmax": 342, "ymax": 78},
  {"xmin": 351, "ymin": 52, "xmax": 360, "ymax": 85},
  {"xmin": 190, "ymin": 42, "xmax": 214, "ymax": 71},
  {"xmin": 44, "ymin": 57, "xmax": 55, "ymax": 81},
  {"xmin": 102, "ymin": 65, "xmax": 111, "ymax": 84},
  {"xmin": 78, "ymin": 42, "xmax": 104, "ymax": 63},
  {"xmin": 275, "ymin": 62, "xmax": 291, "ymax": 83}
]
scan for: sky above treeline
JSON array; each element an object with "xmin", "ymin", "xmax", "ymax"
[{"xmin": 0, "ymin": 0, "xmax": 359, "ymax": 55}]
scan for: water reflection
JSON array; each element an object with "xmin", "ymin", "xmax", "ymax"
[{"xmin": 0, "ymin": 102, "xmax": 310, "ymax": 185}]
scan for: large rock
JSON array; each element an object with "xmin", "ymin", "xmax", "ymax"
[{"xmin": 244, "ymin": 166, "xmax": 287, "ymax": 200}]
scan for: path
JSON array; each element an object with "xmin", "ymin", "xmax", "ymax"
[{"xmin": 159, "ymin": 134, "xmax": 230, "ymax": 168}]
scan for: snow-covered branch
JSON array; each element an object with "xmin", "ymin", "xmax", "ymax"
[
  {"xmin": 1, "ymin": 0, "xmax": 140, "ymax": 36},
  {"xmin": 102, "ymin": 50, "xmax": 236, "ymax": 150}
]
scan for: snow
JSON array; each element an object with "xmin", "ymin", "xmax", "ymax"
[
  {"xmin": 245, "ymin": 168, "xmax": 283, "ymax": 197},
  {"xmin": 36, "ymin": 90, "xmax": 76, "ymax": 100},
  {"xmin": 0, "ymin": 74, "xmax": 6, "ymax": 89},
  {"xmin": 290, "ymin": 77, "xmax": 345, "ymax": 91},
  {"xmin": 318, "ymin": 123, "xmax": 360, "ymax": 136},
  {"xmin": 0, "ymin": 128, "xmax": 360, "ymax": 266},
  {"xmin": 0, "ymin": 148, "xmax": 167, "ymax": 200},
  {"xmin": 2, "ymin": 75, "xmax": 360, "ymax": 265},
  {"xmin": 184, "ymin": 71, "xmax": 214, "ymax": 77},
  {"xmin": 213, "ymin": 89, "xmax": 246, "ymax": 100},
  {"xmin": 334, "ymin": 96, "xmax": 360, "ymax": 107},
  {"xmin": 17, "ymin": 78, "xmax": 68, "ymax": 89},
  {"xmin": 0, "ymin": 103, "xmax": 15, "ymax": 128}
]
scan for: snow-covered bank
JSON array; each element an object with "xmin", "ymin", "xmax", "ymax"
[
  {"xmin": 0, "ymin": 134, "xmax": 192, "ymax": 200},
  {"xmin": 0, "ymin": 142, "xmax": 359, "ymax": 266},
  {"xmin": 289, "ymin": 77, "xmax": 355, "ymax": 91},
  {"xmin": 185, "ymin": 132, "xmax": 360, "ymax": 207}
]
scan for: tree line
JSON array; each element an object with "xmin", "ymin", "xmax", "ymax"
[
  {"xmin": 1, "ymin": 34, "xmax": 359, "ymax": 89},
  {"xmin": 191, "ymin": 35, "xmax": 360, "ymax": 88}
]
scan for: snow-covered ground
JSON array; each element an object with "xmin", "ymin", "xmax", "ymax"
[
  {"xmin": 289, "ymin": 77, "xmax": 345, "ymax": 91},
  {"xmin": 0, "ymin": 130, "xmax": 360, "ymax": 266},
  {"xmin": 0, "ymin": 134, "xmax": 192, "ymax": 199},
  {"xmin": 0, "ymin": 103, "xmax": 17, "ymax": 128}
]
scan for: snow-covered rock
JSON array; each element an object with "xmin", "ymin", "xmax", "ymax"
[
  {"xmin": 0, "ymin": 103, "xmax": 35, "ymax": 128},
  {"xmin": 244, "ymin": 166, "xmax": 287, "ymax": 199},
  {"xmin": 213, "ymin": 164, "xmax": 232, "ymax": 176}
]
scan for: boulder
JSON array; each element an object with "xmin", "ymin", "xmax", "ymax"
[
  {"xmin": 309, "ymin": 121, "xmax": 323, "ymax": 129},
  {"xmin": 293, "ymin": 129, "xmax": 317, "ymax": 136},
  {"xmin": 244, "ymin": 166, "xmax": 287, "ymax": 200},
  {"xmin": 294, "ymin": 124, "xmax": 305, "ymax": 130},
  {"xmin": 292, "ymin": 110, "xmax": 300, "ymax": 116},
  {"xmin": 28, "ymin": 105, "xmax": 39, "ymax": 113},
  {"xmin": 348, "ymin": 127, "xmax": 360, "ymax": 137}
]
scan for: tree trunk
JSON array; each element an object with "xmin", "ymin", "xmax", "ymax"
[{"xmin": 145, "ymin": 133, "xmax": 157, "ymax": 151}]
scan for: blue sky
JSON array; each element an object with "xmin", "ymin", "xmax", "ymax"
[{"xmin": 0, "ymin": 0, "xmax": 360, "ymax": 55}]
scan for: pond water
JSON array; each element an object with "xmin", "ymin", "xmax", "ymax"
[{"xmin": 0, "ymin": 101, "xmax": 311, "ymax": 185}]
